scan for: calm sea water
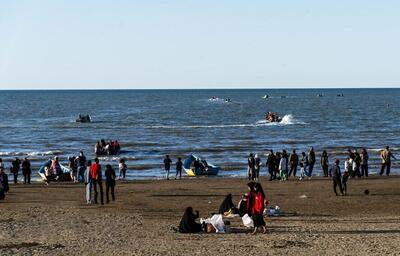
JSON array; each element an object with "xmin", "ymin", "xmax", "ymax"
[{"xmin": 0, "ymin": 89, "xmax": 399, "ymax": 180}]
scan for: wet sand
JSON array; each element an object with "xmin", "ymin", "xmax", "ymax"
[{"xmin": 1, "ymin": 176, "xmax": 400, "ymax": 255}]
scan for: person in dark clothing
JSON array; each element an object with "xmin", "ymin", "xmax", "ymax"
[
  {"xmin": 380, "ymin": 146, "xmax": 396, "ymax": 176},
  {"xmin": 178, "ymin": 207, "xmax": 203, "ymax": 233},
  {"xmin": 308, "ymin": 147, "xmax": 316, "ymax": 177},
  {"xmin": 164, "ymin": 155, "xmax": 172, "ymax": 180},
  {"xmin": 237, "ymin": 193, "xmax": 249, "ymax": 217},
  {"xmin": 266, "ymin": 150, "xmax": 276, "ymax": 181},
  {"xmin": 21, "ymin": 158, "xmax": 31, "ymax": 184},
  {"xmin": 247, "ymin": 153, "xmax": 256, "ymax": 181},
  {"xmin": 11, "ymin": 157, "xmax": 21, "ymax": 184},
  {"xmin": 218, "ymin": 194, "xmax": 235, "ymax": 214},
  {"xmin": 91, "ymin": 158, "xmax": 104, "ymax": 205},
  {"xmin": 320, "ymin": 150, "xmax": 329, "ymax": 177},
  {"xmin": 77, "ymin": 151, "xmax": 87, "ymax": 182},
  {"xmin": 329, "ymin": 159, "xmax": 343, "ymax": 196},
  {"xmin": 175, "ymin": 157, "xmax": 183, "ymax": 180},
  {"xmin": 104, "ymin": 164, "xmax": 116, "ymax": 203},
  {"xmin": 353, "ymin": 151, "xmax": 362, "ymax": 178},
  {"xmin": 347, "ymin": 149, "xmax": 355, "ymax": 160},
  {"xmin": 288, "ymin": 149, "xmax": 298, "ymax": 177},
  {"xmin": 0, "ymin": 167, "xmax": 9, "ymax": 200},
  {"xmin": 360, "ymin": 148, "xmax": 369, "ymax": 177}
]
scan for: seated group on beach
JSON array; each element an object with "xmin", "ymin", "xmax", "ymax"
[
  {"xmin": 95, "ymin": 139, "xmax": 121, "ymax": 156},
  {"xmin": 177, "ymin": 182, "xmax": 267, "ymax": 235}
]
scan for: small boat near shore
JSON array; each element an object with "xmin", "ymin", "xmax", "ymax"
[
  {"xmin": 38, "ymin": 159, "xmax": 71, "ymax": 182},
  {"xmin": 76, "ymin": 114, "xmax": 91, "ymax": 123},
  {"xmin": 265, "ymin": 112, "xmax": 282, "ymax": 122},
  {"xmin": 183, "ymin": 154, "xmax": 220, "ymax": 177}
]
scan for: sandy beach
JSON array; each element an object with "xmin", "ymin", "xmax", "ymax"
[{"xmin": 1, "ymin": 176, "xmax": 400, "ymax": 255}]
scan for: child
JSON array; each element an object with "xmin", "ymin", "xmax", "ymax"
[{"xmin": 118, "ymin": 158, "xmax": 127, "ymax": 180}]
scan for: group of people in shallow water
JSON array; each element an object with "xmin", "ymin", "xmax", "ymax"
[
  {"xmin": 94, "ymin": 139, "xmax": 121, "ymax": 156},
  {"xmin": 178, "ymin": 182, "xmax": 267, "ymax": 234}
]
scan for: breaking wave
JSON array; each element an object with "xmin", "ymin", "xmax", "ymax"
[{"xmin": 0, "ymin": 150, "xmax": 63, "ymax": 157}]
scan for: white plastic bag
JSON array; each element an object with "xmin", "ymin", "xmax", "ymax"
[
  {"xmin": 202, "ymin": 214, "xmax": 226, "ymax": 233},
  {"xmin": 242, "ymin": 214, "xmax": 254, "ymax": 228}
]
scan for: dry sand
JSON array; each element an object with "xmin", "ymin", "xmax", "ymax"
[{"xmin": 1, "ymin": 176, "xmax": 400, "ymax": 255}]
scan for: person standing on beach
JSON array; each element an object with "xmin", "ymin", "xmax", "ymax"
[
  {"xmin": 329, "ymin": 159, "xmax": 344, "ymax": 196},
  {"xmin": 247, "ymin": 182, "xmax": 267, "ymax": 234},
  {"xmin": 360, "ymin": 148, "xmax": 369, "ymax": 177},
  {"xmin": 118, "ymin": 158, "xmax": 127, "ymax": 180},
  {"xmin": 380, "ymin": 146, "xmax": 396, "ymax": 176},
  {"xmin": 307, "ymin": 147, "xmax": 316, "ymax": 178},
  {"xmin": 247, "ymin": 153, "xmax": 256, "ymax": 181},
  {"xmin": 275, "ymin": 152, "xmax": 281, "ymax": 180},
  {"xmin": 288, "ymin": 150, "xmax": 298, "ymax": 177},
  {"xmin": 21, "ymin": 158, "xmax": 31, "ymax": 184},
  {"xmin": 175, "ymin": 157, "xmax": 183, "ymax": 180},
  {"xmin": 164, "ymin": 155, "xmax": 172, "ymax": 180},
  {"xmin": 84, "ymin": 160, "xmax": 93, "ymax": 204},
  {"xmin": 11, "ymin": 157, "xmax": 21, "ymax": 184},
  {"xmin": 105, "ymin": 164, "xmax": 116, "ymax": 203},
  {"xmin": 77, "ymin": 151, "xmax": 87, "ymax": 182},
  {"xmin": 279, "ymin": 152, "xmax": 288, "ymax": 181},
  {"xmin": 299, "ymin": 152, "xmax": 309, "ymax": 180},
  {"xmin": 266, "ymin": 150, "xmax": 276, "ymax": 181},
  {"xmin": 254, "ymin": 154, "xmax": 261, "ymax": 181},
  {"xmin": 0, "ymin": 166, "xmax": 9, "ymax": 200},
  {"xmin": 320, "ymin": 150, "xmax": 329, "ymax": 177},
  {"xmin": 91, "ymin": 158, "xmax": 104, "ymax": 205}
]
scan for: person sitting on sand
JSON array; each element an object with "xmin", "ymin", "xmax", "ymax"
[
  {"xmin": 178, "ymin": 207, "xmax": 203, "ymax": 233},
  {"xmin": 218, "ymin": 194, "xmax": 236, "ymax": 215},
  {"xmin": 0, "ymin": 166, "xmax": 9, "ymax": 200},
  {"xmin": 237, "ymin": 193, "xmax": 249, "ymax": 217},
  {"xmin": 329, "ymin": 159, "xmax": 344, "ymax": 196}
]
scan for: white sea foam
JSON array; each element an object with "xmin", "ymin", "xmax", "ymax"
[
  {"xmin": 148, "ymin": 114, "xmax": 304, "ymax": 129},
  {"xmin": 0, "ymin": 150, "xmax": 63, "ymax": 157}
]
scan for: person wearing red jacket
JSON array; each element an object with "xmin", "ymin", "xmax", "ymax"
[
  {"xmin": 91, "ymin": 158, "xmax": 104, "ymax": 205},
  {"xmin": 247, "ymin": 182, "xmax": 267, "ymax": 234}
]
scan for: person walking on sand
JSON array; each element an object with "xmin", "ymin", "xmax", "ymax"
[
  {"xmin": 380, "ymin": 146, "xmax": 396, "ymax": 176},
  {"xmin": 105, "ymin": 164, "xmax": 116, "ymax": 203},
  {"xmin": 266, "ymin": 150, "xmax": 276, "ymax": 181},
  {"xmin": 11, "ymin": 157, "xmax": 21, "ymax": 184},
  {"xmin": 307, "ymin": 147, "xmax": 316, "ymax": 178},
  {"xmin": 118, "ymin": 158, "xmax": 127, "ymax": 180},
  {"xmin": 175, "ymin": 157, "xmax": 183, "ymax": 180},
  {"xmin": 21, "ymin": 157, "xmax": 31, "ymax": 184},
  {"xmin": 288, "ymin": 150, "xmax": 298, "ymax": 177},
  {"xmin": 299, "ymin": 152, "xmax": 309, "ymax": 180},
  {"xmin": 360, "ymin": 148, "xmax": 369, "ymax": 177},
  {"xmin": 84, "ymin": 160, "xmax": 93, "ymax": 204},
  {"xmin": 91, "ymin": 158, "xmax": 104, "ymax": 205},
  {"xmin": 164, "ymin": 155, "xmax": 172, "ymax": 180},
  {"xmin": 329, "ymin": 159, "xmax": 344, "ymax": 196},
  {"xmin": 247, "ymin": 153, "xmax": 256, "ymax": 181},
  {"xmin": 320, "ymin": 150, "xmax": 329, "ymax": 177},
  {"xmin": 247, "ymin": 182, "xmax": 267, "ymax": 234}
]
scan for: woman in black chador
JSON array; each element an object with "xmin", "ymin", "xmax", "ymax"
[
  {"xmin": 218, "ymin": 193, "xmax": 235, "ymax": 214},
  {"xmin": 178, "ymin": 207, "xmax": 203, "ymax": 233}
]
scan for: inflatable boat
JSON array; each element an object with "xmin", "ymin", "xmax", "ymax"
[
  {"xmin": 76, "ymin": 114, "xmax": 91, "ymax": 123},
  {"xmin": 183, "ymin": 154, "xmax": 220, "ymax": 177},
  {"xmin": 265, "ymin": 112, "xmax": 282, "ymax": 123},
  {"xmin": 38, "ymin": 159, "xmax": 71, "ymax": 182}
]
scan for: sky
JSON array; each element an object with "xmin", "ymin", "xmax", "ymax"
[{"xmin": 0, "ymin": 0, "xmax": 399, "ymax": 89}]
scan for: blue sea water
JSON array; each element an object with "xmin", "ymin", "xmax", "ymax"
[{"xmin": 0, "ymin": 88, "xmax": 399, "ymax": 180}]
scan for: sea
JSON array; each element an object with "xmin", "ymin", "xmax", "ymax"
[{"xmin": 0, "ymin": 88, "xmax": 399, "ymax": 181}]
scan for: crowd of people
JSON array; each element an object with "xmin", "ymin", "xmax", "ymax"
[
  {"xmin": 95, "ymin": 139, "xmax": 121, "ymax": 156},
  {"xmin": 178, "ymin": 182, "xmax": 267, "ymax": 234}
]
